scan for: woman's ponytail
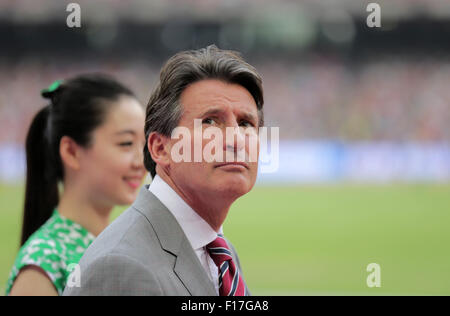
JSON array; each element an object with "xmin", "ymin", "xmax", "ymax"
[{"xmin": 21, "ymin": 105, "xmax": 59, "ymax": 246}]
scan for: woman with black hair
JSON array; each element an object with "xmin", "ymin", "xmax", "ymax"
[{"xmin": 6, "ymin": 74, "xmax": 146, "ymax": 295}]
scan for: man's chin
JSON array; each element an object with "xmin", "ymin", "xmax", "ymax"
[{"xmin": 215, "ymin": 178, "xmax": 253, "ymax": 198}]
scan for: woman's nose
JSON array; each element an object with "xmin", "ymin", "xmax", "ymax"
[{"xmin": 132, "ymin": 146, "xmax": 144, "ymax": 169}]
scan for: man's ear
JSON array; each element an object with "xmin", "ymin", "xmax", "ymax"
[
  {"xmin": 59, "ymin": 136, "xmax": 82, "ymax": 171},
  {"xmin": 147, "ymin": 131, "xmax": 171, "ymax": 169}
]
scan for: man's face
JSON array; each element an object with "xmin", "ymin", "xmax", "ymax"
[{"xmin": 167, "ymin": 79, "xmax": 260, "ymax": 204}]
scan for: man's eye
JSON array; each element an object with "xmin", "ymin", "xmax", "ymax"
[
  {"xmin": 239, "ymin": 120, "xmax": 254, "ymax": 127},
  {"xmin": 202, "ymin": 118, "xmax": 215, "ymax": 125}
]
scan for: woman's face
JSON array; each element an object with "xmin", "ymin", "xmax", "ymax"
[{"xmin": 78, "ymin": 95, "xmax": 146, "ymax": 207}]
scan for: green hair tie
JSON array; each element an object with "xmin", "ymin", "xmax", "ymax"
[{"xmin": 41, "ymin": 80, "xmax": 63, "ymax": 98}]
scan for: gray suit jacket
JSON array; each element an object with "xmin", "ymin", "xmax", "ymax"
[{"xmin": 63, "ymin": 185, "xmax": 249, "ymax": 296}]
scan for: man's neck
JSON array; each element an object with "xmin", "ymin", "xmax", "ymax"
[{"xmin": 155, "ymin": 171, "xmax": 231, "ymax": 232}]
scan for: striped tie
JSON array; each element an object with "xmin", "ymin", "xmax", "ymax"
[{"xmin": 206, "ymin": 234, "xmax": 246, "ymax": 296}]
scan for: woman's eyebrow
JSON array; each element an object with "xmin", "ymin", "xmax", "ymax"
[{"xmin": 114, "ymin": 130, "xmax": 137, "ymax": 136}]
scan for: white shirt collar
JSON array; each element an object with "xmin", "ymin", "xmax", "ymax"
[{"xmin": 148, "ymin": 174, "xmax": 222, "ymax": 250}]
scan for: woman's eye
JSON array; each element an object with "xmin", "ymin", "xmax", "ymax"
[{"xmin": 119, "ymin": 141, "xmax": 133, "ymax": 147}]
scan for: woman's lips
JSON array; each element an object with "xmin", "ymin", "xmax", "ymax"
[{"xmin": 123, "ymin": 177, "xmax": 142, "ymax": 189}]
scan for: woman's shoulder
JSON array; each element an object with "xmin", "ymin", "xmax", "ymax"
[
  {"xmin": 16, "ymin": 213, "xmax": 66, "ymax": 264},
  {"xmin": 6, "ymin": 211, "xmax": 94, "ymax": 295},
  {"xmin": 6, "ymin": 225, "xmax": 66, "ymax": 295},
  {"xmin": 15, "ymin": 210, "xmax": 94, "ymax": 268},
  {"xmin": 30, "ymin": 210, "xmax": 94, "ymax": 246}
]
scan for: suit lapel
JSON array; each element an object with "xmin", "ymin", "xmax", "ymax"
[
  {"xmin": 132, "ymin": 185, "xmax": 217, "ymax": 296},
  {"xmin": 173, "ymin": 237, "xmax": 217, "ymax": 296}
]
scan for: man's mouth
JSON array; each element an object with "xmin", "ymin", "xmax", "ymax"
[{"xmin": 214, "ymin": 162, "xmax": 249, "ymax": 170}]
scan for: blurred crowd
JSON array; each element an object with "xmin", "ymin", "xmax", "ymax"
[
  {"xmin": 260, "ymin": 56, "xmax": 450, "ymax": 141},
  {"xmin": 0, "ymin": 55, "xmax": 449, "ymax": 145}
]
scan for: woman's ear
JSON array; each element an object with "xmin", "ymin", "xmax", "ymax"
[
  {"xmin": 147, "ymin": 131, "xmax": 171, "ymax": 169},
  {"xmin": 59, "ymin": 136, "xmax": 82, "ymax": 171}
]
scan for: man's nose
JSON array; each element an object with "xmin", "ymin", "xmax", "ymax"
[{"xmin": 223, "ymin": 124, "xmax": 246, "ymax": 153}]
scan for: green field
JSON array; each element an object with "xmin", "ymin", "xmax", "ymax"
[{"xmin": 1, "ymin": 183, "xmax": 450, "ymax": 295}]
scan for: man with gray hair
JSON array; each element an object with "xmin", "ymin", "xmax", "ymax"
[{"xmin": 64, "ymin": 45, "xmax": 264, "ymax": 296}]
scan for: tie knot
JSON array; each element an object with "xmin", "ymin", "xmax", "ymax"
[
  {"xmin": 206, "ymin": 234, "xmax": 233, "ymax": 263},
  {"xmin": 207, "ymin": 234, "xmax": 229, "ymax": 250}
]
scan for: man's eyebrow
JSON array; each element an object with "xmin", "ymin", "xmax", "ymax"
[
  {"xmin": 200, "ymin": 107, "xmax": 224, "ymax": 117},
  {"xmin": 240, "ymin": 111, "xmax": 258, "ymax": 124},
  {"xmin": 200, "ymin": 107, "xmax": 258, "ymax": 123}
]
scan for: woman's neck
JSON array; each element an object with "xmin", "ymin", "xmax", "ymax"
[{"xmin": 57, "ymin": 184, "xmax": 112, "ymax": 237}]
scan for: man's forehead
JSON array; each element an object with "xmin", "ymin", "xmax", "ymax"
[{"xmin": 180, "ymin": 79, "xmax": 258, "ymax": 115}]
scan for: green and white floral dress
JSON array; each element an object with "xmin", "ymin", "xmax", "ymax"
[{"xmin": 5, "ymin": 210, "xmax": 95, "ymax": 295}]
